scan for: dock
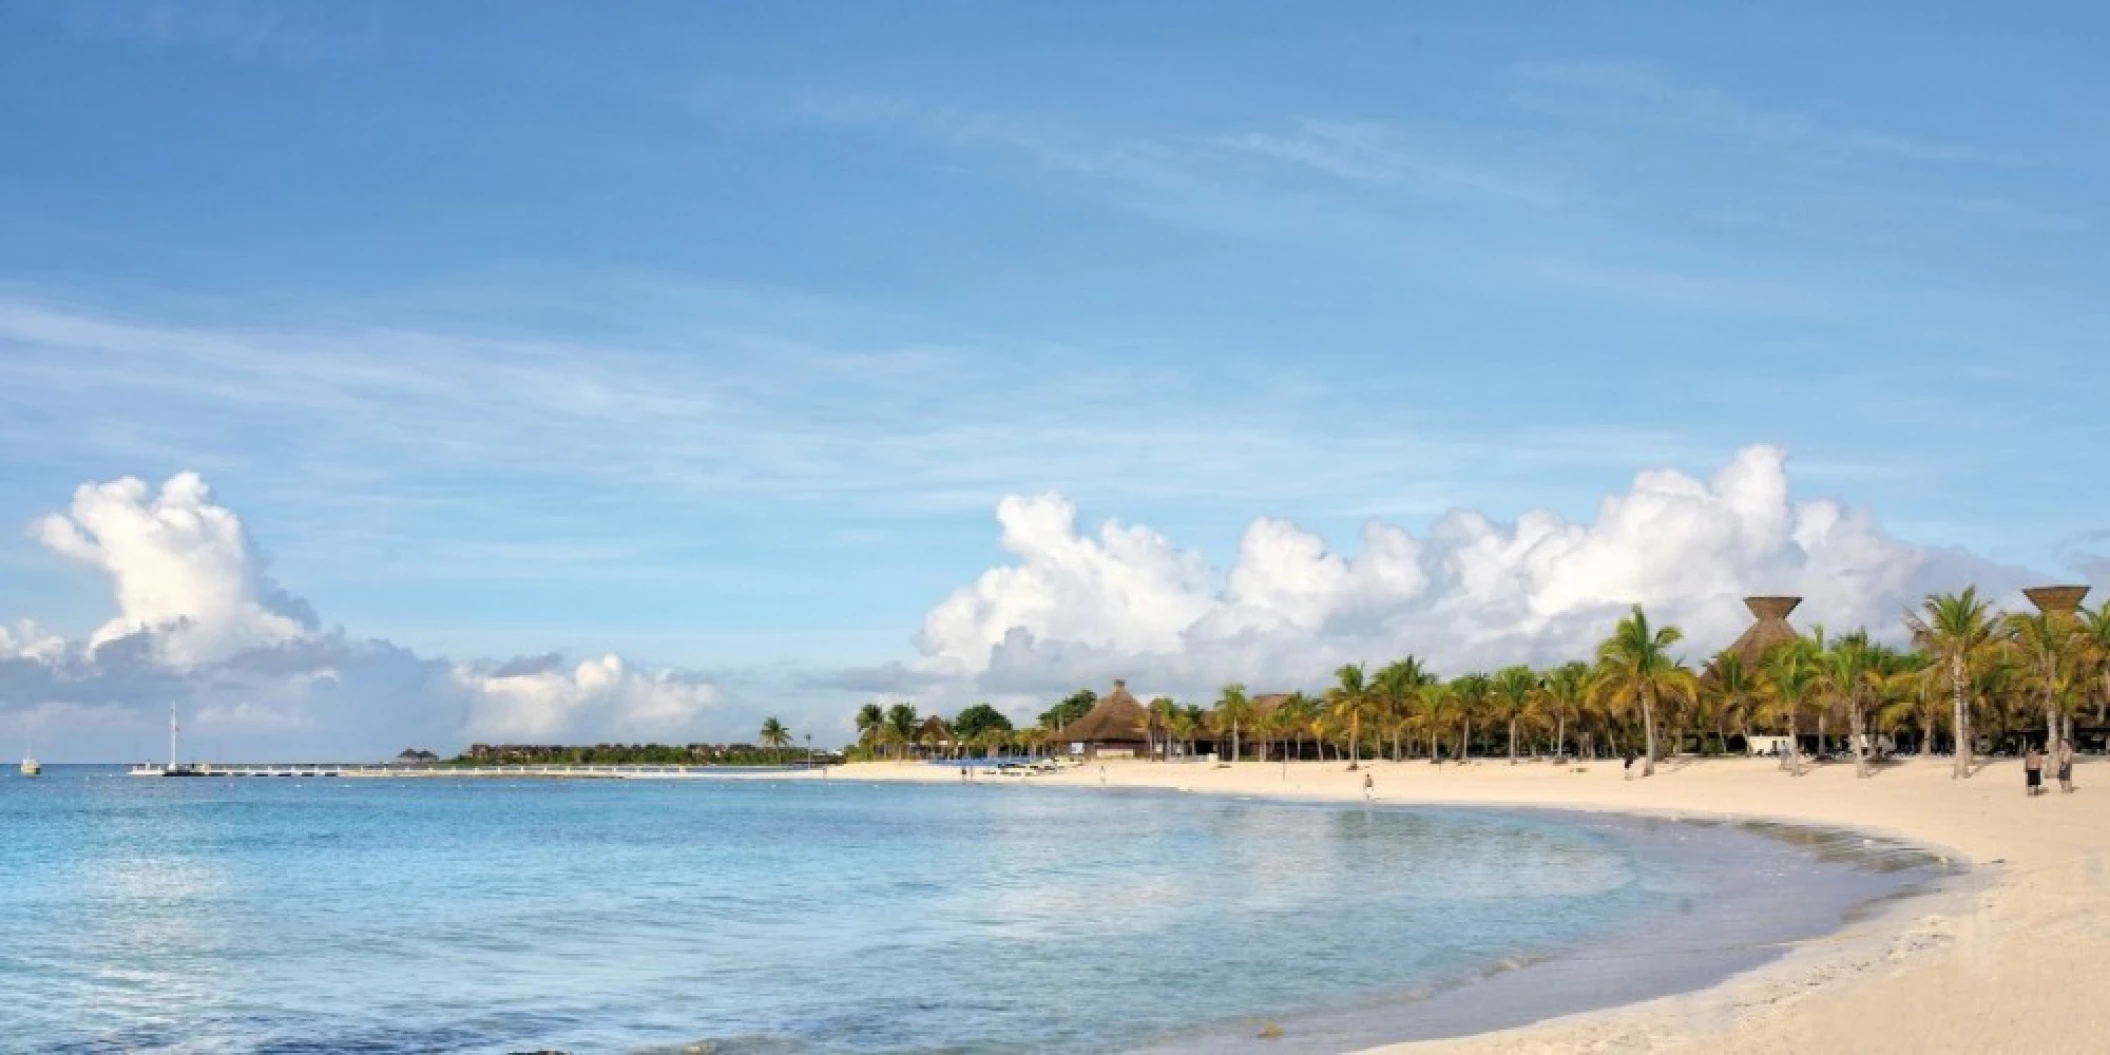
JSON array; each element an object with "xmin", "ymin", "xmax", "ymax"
[{"xmin": 124, "ymin": 763, "xmax": 814, "ymax": 780}]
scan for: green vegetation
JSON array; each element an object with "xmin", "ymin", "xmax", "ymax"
[
  {"xmin": 838, "ymin": 590, "xmax": 2110, "ymax": 777},
  {"xmin": 951, "ymin": 703, "xmax": 1014, "ymax": 741},
  {"xmin": 1038, "ymin": 689, "xmax": 1096, "ymax": 731},
  {"xmin": 453, "ymin": 742, "xmax": 835, "ymax": 767}
]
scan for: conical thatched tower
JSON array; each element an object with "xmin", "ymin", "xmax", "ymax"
[
  {"xmin": 1726, "ymin": 596, "xmax": 1803, "ymax": 668},
  {"xmin": 2023, "ymin": 585, "xmax": 2090, "ymax": 616},
  {"xmin": 1053, "ymin": 680, "xmax": 1152, "ymax": 758}
]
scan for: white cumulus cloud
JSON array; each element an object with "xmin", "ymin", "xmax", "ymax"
[
  {"xmin": 0, "ymin": 619, "xmax": 66, "ymax": 662},
  {"xmin": 457, "ymin": 653, "xmax": 725, "ymax": 743},
  {"xmin": 910, "ymin": 445, "xmax": 2039, "ymax": 698},
  {"xmin": 31, "ymin": 472, "xmax": 310, "ymax": 666},
  {"xmin": 3, "ymin": 472, "xmax": 735, "ymax": 758}
]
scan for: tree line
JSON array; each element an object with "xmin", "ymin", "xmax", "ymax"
[
  {"xmin": 846, "ymin": 589, "xmax": 2110, "ymax": 779},
  {"xmin": 458, "ymin": 727, "xmax": 823, "ymax": 766}
]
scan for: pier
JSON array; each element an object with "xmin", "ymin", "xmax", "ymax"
[{"xmin": 125, "ymin": 763, "xmax": 815, "ymax": 780}]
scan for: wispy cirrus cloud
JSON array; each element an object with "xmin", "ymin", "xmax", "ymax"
[
  {"xmin": 1211, "ymin": 119, "xmax": 1566, "ymax": 205},
  {"xmin": 1509, "ymin": 60, "xmax": 1981, "ymax": 164},
  {"xmin": 0, "ymin": 289, "xmax": 1702, "ymax": 533},
  {"xmin": 780, "ymin": 91, "xmax": 1571, "ymax": 231},
  {"xmin": 58, "ymin": 0, "xmax": 374, "ymax": 62}
]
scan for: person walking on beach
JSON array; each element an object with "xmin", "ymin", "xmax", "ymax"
[
  {"xmin": 2054, "ymin": 739, "xmax": 2075, "ymax": 794},
  {"xmin": 1362, "ymin": 772, "xmax": 1374, "ymax": 802},
  {"xmin": 1622, "ymin": 750, "xmax": 1637, "ymax": 781},
  {"xmin": 2024, "ymin": 745, "xmax": 2044, "ymax": 797}
]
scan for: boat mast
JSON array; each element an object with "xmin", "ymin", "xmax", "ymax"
[{"xmin": 169, "ymin": 704, "xmax": 179, "ymax": 768}]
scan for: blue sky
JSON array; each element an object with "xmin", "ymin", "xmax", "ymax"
[{"xmin": 1, "ymin": 2, "xmax": 2105, "ymax": 757}]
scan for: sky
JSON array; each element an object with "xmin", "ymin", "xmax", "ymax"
[{"xmin": 2, "ymin": 1, "xmax": 2105, "ymax": 761}]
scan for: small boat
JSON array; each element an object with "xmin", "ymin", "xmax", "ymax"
[
  {"xmin": 128, "ymin": 706, "xmax": 206, "ymax": 777},
  {"xmin": 18, "ymin": 721, "xmax": 36, "ymax": 776}
]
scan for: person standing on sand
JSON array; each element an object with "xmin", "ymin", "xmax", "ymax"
[
  {"xmin": 1363, "ymin": 772, "xmax": 1374, "ymax": 802},
  {"xmin": 1622, "ymin": 751, "xmax": 1637, "ymax": 781},
  {"xmin": 2024, "ymin": 745, "xmax": 2044, "ymax": 797},
  {"xmin": 2054, "ymin": 739, "xmax": 2075, "ymax": 794}
]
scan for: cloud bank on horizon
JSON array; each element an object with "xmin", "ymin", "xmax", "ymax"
[
  {"xmin": 909, "ymin": 444, "xmax": 2041, "ymax": 698},
  {"xmin": 2, "ymin": 474, "xmax": 731, "ymax": 761},
  {"xmin": 2, "ymin": 446, "xmax": 2051, "ymax": 760}
]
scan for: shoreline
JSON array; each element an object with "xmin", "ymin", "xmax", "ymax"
[{"xmin": 807, "ymin": 755, "xmax": 2106, "ymax": 1053}]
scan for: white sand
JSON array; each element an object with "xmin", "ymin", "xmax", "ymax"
[{"xmin": 818, "ymin": 755, "xmax": 2108, "ymax": 1053}]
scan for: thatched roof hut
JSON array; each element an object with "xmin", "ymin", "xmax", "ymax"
[
  {"xmin": 1725, "ymin": 596, "xmax": 1803, "ymax": 669},
  {"xmin": 1054, "ymin": 680, "xmax": 1152, "ymax": 754},
  {"xmin": 1248, "ymin": 693, "xmax": 1291, "ymax": 721}
]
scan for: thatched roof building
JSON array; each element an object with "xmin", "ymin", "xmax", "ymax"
[
  {"xmin": 2023, "ymin": 585, "xmax": 2091, "ymax": 615},
  {"xmin": 1249, "ymin": 693, "xmax": 1291, "ymax": 719},
  {"xmin": 1055, "ymin": 680, "xmax": 1152, "ymax": 757},
  {"xmin": 1725, "ymin": 596, "xmax": 1803, "ymax": 669}
]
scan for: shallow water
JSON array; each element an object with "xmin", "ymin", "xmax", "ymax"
[{"xmin": 0, "ymin": 768, "xmax": 1944, "ymax": 1053}]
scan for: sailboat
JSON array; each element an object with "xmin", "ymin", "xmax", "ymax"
[
  {"xmin": 128, "ymin": 706, "xmax": 204, "ymax": 777},
  {"xmin": 18, "ymin": 721, "xmax": 37, "ymax": 777}
]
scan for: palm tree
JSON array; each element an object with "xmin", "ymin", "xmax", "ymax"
[
  {"xmin": 1149, "ymin": 696, "xmax": 1179, "ymax": 761},
  {"xmin": 918, "ymin": 716, "xmax": 952, "ymax": 760},
  {"xmin": 2078, "ymin": 604, "xmax": 2110, "ymax": 726},
  {"xmin": 1491, "ymin": 665, "xmax": 1543, "ymax": 764},
  {"xmin": 1373, "ymin": 657, "xmax": 1434, "ymax": 761},
  {"xmin": 1016, "ymin": 726, "xmax": 1047, "ymax": 759},
  {"xmin": 759, "ymin": 716, "xmax": 792, "ymax": 763},
  {"xmin": 1281, "ymin": 691, "xmax": 1318, "ymax": 762},
  {"xmin": 1541, "ymin": 662, "xmax": 1590, "ymax": 761},
  {"xmin": 1881, "ymin": 648, "xmax": 1936, "ymax": 754},
  {"xmin": 1589, "ymin": 604, "xmax": 1697, "ymax": 778},
  {"xmin": 1702, "ymin": 650, "xmax": 1757, "ymax": 756},
  {"xmin": 2005, "ymin": 609, "xmax": 2080, "ymax": 750},
  {"xmin": 1256, "ymin": 700, "xmax": 1293, "ymax": 771},
  {"xmin": 884, "ymin": 702, "xmax": 920, "ymax": 761},
  {"xmin": 1413, "ymin": 680, "xmax": 1452, "ymax": 761},
  {"xmin": 1448, "ymin": 673, "xmax": 1493, "ymax": 764},
  {"xmin": 1903, "ymin": 589, "xmax": 2002, "ymax": 779},
  {"xmin": 1167, "ymin": 708, "xmax": 1200, "ymax": 759},
  {"xmin": 855, "ymin": 702, "xmax": 885, "ymax": 755},
  {"xmin": 1215, "ymin": 683, "xmax": 1255, "ymax": 764},
  {"xmin": 1758, "ymin": 643, "xmax": 1817, "ymax": 775},
  {"xmin": 1327, "ymin": 664, "xmax": 1371, "ymax": 765},
  {"xmin": 1814, "ymin": 630, "xmax": 1882, "ymax": 778}
]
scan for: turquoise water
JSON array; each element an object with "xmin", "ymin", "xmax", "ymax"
[{"xmin": 0, "ymin": 768, "xmax": 1930, "ymax": 1053}]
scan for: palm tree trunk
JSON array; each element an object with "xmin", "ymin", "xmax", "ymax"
[
  {"xmin": 1950, "ymin": 654, "xmax": 1971, "ymax": 779},
  {"xmin": 1639, "ymin": 685, "xmax": 1658, "ymax": 777},
  {"xmin": 1850, "ymin": 695, "xmax": 1870, "ymax": 778},
  {"xmin": 1508, "ymin": 719, "xmax": 1519, "ymax": 764},
  {"xmin": 2046, "ymin": 685, "xmax": 2059, "ymax": 751}
]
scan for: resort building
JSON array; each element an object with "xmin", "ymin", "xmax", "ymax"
[{"xmin": 1054, "ymin": 680, "xmax": 1154, "ymax": 758}]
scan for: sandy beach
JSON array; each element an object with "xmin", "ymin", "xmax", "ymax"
[{"xmin": 819, "ymin": 755, "xmax": 2107, "ymax": 1054}]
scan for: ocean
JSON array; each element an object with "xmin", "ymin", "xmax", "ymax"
[{"xmin": 0, "ymin": 767, "xmax": 1946, "ymax": 1053}]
